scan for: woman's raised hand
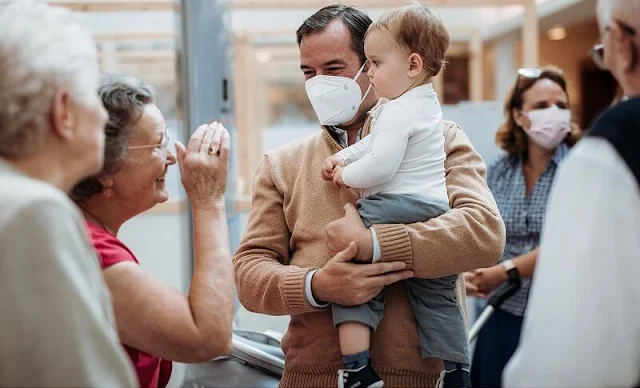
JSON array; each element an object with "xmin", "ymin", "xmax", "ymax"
[{"xmin": 174, "ymin": 122, "xmax": 230, "ymax": 209}]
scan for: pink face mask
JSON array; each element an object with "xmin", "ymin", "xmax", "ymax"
[{"xmin": 524, "ymin": 105, "xmax": 571, "ymax": 150}]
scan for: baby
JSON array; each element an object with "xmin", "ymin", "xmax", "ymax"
[{"xmin": 321, "ymin": 4, "xmax": 470, "ymax": 388}]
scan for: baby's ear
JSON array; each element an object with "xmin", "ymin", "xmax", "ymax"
[{"xmin": 408, "ymin": 53, "xmax": 424, "ymax": 77}]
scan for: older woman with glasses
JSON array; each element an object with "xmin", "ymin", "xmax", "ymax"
[
  {"xmin": 72, "ymin": 74, "xmax": 234, "ymax": 388},
  {"xmin": 464, "ymin": 66, "xmax": 582, "ymax": 387}
]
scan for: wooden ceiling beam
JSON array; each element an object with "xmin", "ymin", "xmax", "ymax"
[
  {"xmin": 254, "ymin": 41, "xmax": 469, "ymax": 60},
  {"xmin": 239, "ymin": 27, "xmax": 481, "ymax": 43},
  {"xmin": 97, "ymin": 49, "xmax": 175, "ymax": 61},
  {"xmin": 93, "ymin": 32, "xmax": 175, "ymax": 42},
  {"xmin": 48, "ymin": 0, "xmax": 527, "ymax": 12},
  {"xmin": 232, "ymin": 0, "xmax": 528, "ymax": 9},
  {"xmin": 48, "ymin": 0, "xmax": 175, "ymax": 12}
]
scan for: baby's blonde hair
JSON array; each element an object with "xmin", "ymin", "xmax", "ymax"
[{"xmin": 367, "ymin": 2, "xmax": 450, "ymax": 77}]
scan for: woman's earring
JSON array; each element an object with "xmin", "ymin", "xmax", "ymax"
[{"xmin": 103, "ymin": 188, "xmax": 114, "ymax": 199}]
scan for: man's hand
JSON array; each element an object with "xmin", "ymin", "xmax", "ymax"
[
  {"xmin": 322, "ymin": 155, "xmax": 345, "ymax": 181},
  {"xmin": 324, "ymin": 204, "xmax": 373, "ymax": 262},
  {"xmin": 464, "ymin": 265, "xmax": 508, "ymax": 298},
  {"xmin": 312, "ymin": 242, "xmax": 414, "ymax": 306}
]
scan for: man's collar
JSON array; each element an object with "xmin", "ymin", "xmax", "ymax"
[
  {"xmin": 325, "ymin": 125, "xmax": 344, "ymax": 135},
  {"xmin": 324, "ymin": 125, "xmax": 363, "ymax": 148}
]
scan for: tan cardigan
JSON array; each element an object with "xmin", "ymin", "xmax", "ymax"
[{"xmin": 233, "ymin": 121, "xmax": 505, "ymax": 387}]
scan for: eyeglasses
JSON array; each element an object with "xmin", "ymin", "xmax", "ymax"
[
  {"xmin": 128, "ymin": 128, "xmax": 171, "ymax": 163},
  {"xmin": 590, "ymin": 43, "xmax": 605, "ymax": 69},
  {"xmin": 590, "ymin": 21, "xmax": 637, "ymax": 70}
]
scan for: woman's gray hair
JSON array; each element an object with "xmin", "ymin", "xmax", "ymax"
[
  {"xmin": 72, "ymin": 74, "xmax": 156, "ymax": 200},
  {"xmin": 0, "ymin": 1, "xmax": 99, "ymax": 159}
]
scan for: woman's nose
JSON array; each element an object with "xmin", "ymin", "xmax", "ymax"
[{"xmin": 166, "ymin": 149, "xmax": 177, "ymax": 165}]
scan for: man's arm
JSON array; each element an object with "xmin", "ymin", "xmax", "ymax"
[
  {"xmin": 373, "ymin": 122, "xmax": 505, "ymax": 278},
  {"xmin": 235, "ymin": 156, "xmax": 414, "ymax": 312},
  {"xmin": 503, "ymin": 140, "xmax": 640, "ymax": 387},
  {"xmin": 233, "ymin": 156, "xmax": 320, "ymax": 316},
  {"xmin": 0, "ymin": 201, "xmax": 137, "ymax": 387}
]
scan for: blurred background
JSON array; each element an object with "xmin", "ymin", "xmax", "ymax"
[{"xmin": 14, "ymin": 0, "xmax": 616, "ymax": 385}]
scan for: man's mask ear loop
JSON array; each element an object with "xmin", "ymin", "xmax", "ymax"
[
  {"xmin": 361, "ymin": 84, "xmax": 372, "ymax": 103},
  {"xmin": 358, "ymin": 60, "xmax": 372, "ymax": 103}
]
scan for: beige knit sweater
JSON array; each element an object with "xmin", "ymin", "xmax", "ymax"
[{"xmin": 233, "ymin": 121, "xmax": 505, "ymax": 387}]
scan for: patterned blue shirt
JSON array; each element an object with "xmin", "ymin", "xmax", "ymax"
[{"xmin": 485, "ymin": 144, "xmax": 569, "ymax": 316}]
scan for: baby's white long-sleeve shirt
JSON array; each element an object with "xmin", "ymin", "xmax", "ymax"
[{"xmin": 337, "ymin": 83, "xmax": 448, "ymax": 202}]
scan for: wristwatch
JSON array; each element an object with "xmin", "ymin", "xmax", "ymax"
[{"xmin": 502, "ymin": 259, "xmax": 521, "ymax": 281}]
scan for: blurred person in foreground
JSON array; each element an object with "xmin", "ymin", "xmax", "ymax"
[
  {"xmin": 504, "ymin": 0, "xmax": 640, "ymax": 386},
  {"xmin": 72, "ymin": 74, "xmax": 234, "ymax": 388},
  {"xmin": 0, "ymin": 2, "xmax": 136, "ymax": 386},
  {"xmin": 465, "ymin": 66, "xmax": 581, "ymax": 387}
]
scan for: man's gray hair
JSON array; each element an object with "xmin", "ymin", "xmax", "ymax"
[{"xmin": 0, "ymin": 1, "xmax": 99, "ymax": 159}]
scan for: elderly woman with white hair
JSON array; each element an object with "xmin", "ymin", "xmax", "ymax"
[{"xmin": 0, "ymin": 2, "xmax": 137, "ymax": 386}]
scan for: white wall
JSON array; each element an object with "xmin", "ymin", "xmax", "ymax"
[
  {"xmin": 442, "ymin": 101, "xmax": 505, "ymax": 166},
  {"xmin": 119, "ymin": 212, "xmax": 191, "ymax": 295},
  {"xmin": 494, "ymin": 35, "xmax": 518, "ymax": 103}
]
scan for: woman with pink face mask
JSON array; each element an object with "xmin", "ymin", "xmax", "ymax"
[{"xmin": 464, "ymin": 66, "xmax": 582, "ymax": 387}]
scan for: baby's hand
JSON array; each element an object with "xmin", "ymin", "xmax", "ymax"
[
  {"xmin": 322, "ymin": 155, "xmax": 345, "ymax": 181},
  {"xmin": 332, "ymin": 166, "xmax": 347, "ymax": 188}
]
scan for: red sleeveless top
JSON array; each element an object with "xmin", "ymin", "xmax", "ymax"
[{"xmin": 87, "ymin": 222, "xmax": 172, "ymax": 388}]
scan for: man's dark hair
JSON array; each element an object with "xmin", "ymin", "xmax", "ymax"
[{"xmin": 296, "ymin": 5, "xmax": 372, "ymax": 65}]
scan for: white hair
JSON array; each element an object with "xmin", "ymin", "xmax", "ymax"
[
  {"xmin": 597, "ymin": 0, "xmax": 640, "ymax": 29},
  {"xmin": 0, "ymin": 1, "xmax": 99, "ymax": 158}
]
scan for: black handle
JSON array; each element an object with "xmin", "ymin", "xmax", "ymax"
[
  {"xmin": 487, "ymin": 278, "xmax": 521, "ymax": 309},
  {"xmin": 222, "ymin": 78, "xmax": 229, "ymax": 101}
]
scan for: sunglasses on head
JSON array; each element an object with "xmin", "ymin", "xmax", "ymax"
[
  {"xmin": 515, "ymin": 67, "xmax": 564, "ymax": 84},
  {"xmin": 517, "ymin": 68, "xmax": 544, "ymax": 79},
  {"xmin": 590, "ymin": 20, "xmax": 637, "ymax": 69}
]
